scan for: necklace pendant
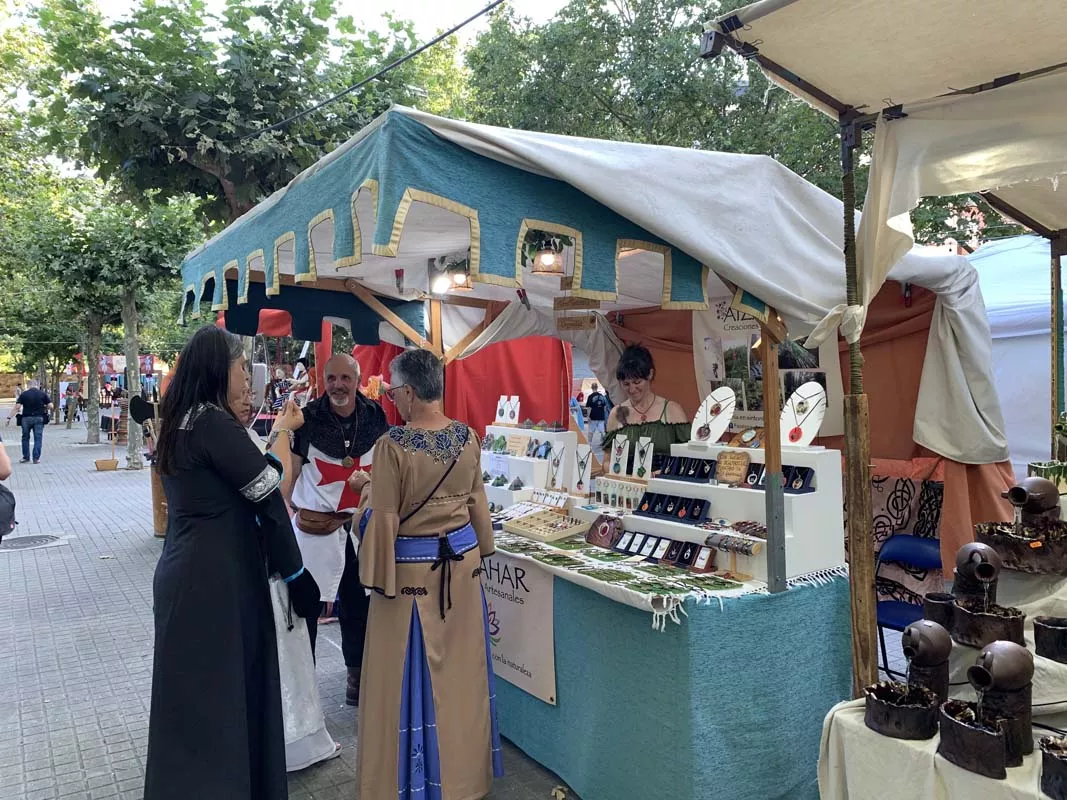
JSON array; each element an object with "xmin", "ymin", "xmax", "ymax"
[
  {"xmin": 637, "ymin": 466, "xmax": 646, "ymax": 478},
  {"xmin": 697, "ymin": 424, "xmax": 710, "ymax": 441},
  {"xmin": 342, "ymin": 456, "xmax": 355, "ymax": 468},
  {"xmin": 577, "ymin": 480, "xmax": 584, "ymax": 491},
  {"xmin": 613, "ymin": 463, "xmax": 621, "ymax": 474}
]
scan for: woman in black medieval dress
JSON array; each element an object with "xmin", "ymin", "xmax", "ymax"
[{"xmin": 145, "ymin": 327, "xmax": 320, "ymax": 800}]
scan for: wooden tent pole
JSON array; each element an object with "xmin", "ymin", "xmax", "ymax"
[
  {"xmin": 759, "ymin": 325, "xmax": 786, "ymax": 593},
  {"xmin": 1052, "ymin": 233, "xmax": 1066, "ymax": 458},
  {"xmin": 841, "ymin": 120, "xmax": 878, "ymax": 697}
]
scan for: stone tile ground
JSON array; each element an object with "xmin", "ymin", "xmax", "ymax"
[{"xmin": 0, "ymin": 417, "xmax": 573, "ymax": 800}]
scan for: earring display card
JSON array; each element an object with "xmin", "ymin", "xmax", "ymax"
[
  {"xmin": 626, "ymin": 534, "xmax": 647, "ymax": 554},
  {"xmin": 609, "ymin": 436, "xmax": 630, "ymax": 477},
  {"xmin": 676, "ymin": 541, "xmax": 699, "ymax": 567},
  {"xmin": 664, "ymin": 540, "xmax": 684, "ymax": 563},
  {"xmin": 651, "ymin": 539, "xmax": 672, "ymax": 561},
  {"xmin": 638, "ymin": 536, "xmax": 659, "ymax": 558},
  {"xmin": 615, "ymin": 531, "xmax": 636, "ymax": 553},
  {"xmin": 787, "ymin": 466, "xmax": 815, "ymax": 493},
  {"xmin": 744, "ymin": 463, "xmax": 764, "ymax": 488},
  {"xmin": 632, "ymin": 436, "xmax": 654, "ymax": 480},
  {"xmin": 690, "ymin": 545, "xmax": 716, "ymax": 573}
]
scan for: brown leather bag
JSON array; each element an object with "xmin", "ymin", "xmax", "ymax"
[{"xmin": 295, "ymin": 508, "xmax": 352, "ymax": 535}]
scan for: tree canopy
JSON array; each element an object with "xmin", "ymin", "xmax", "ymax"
[{"xmin": 31, "ymin": 0, "xmax": 468, "ymax": 222}]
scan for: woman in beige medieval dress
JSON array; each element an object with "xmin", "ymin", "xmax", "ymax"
[{"xmin": 354, "ymin": 348, "xmax": 502, "ymax": 800}]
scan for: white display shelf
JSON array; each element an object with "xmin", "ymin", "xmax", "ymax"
[
  {"xmin": 483, "ymin": 425, "xmax": 578, "ymax": 492},
  {"xmin": 484, "ymin": 484, "xmax": 534, "ymax": 508},
  {"xmin": 615, "ymin": 442, "xmax": 845, "ymax": 582},
  {"xmin": 570, "ymin": 504, "xmax": 621, "ymax": 526}
]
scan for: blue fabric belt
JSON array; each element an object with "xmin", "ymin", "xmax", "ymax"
[{"xmin": 395, "ymin": 524, "xmax": 478, "ymax": 563}]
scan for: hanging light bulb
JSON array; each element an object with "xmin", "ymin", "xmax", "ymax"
[
  {"xmin": 450, "ymin": 271, "xmax": 472, "ymax": 291},
  {"xmin": 431, "ymin": 274, "xmax": 453, "ymax": 294},
  {"xmin": 531, "ymin": 247, "xmax": 563, "ymax": 275}
]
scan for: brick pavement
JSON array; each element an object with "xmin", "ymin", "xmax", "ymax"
[{"xmin": 0, "ymin": 418, "xmax": 572, "ymax": 800}]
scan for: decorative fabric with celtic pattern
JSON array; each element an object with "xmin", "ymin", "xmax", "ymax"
[
  {"xmin": 240, "ymin": 464, "xmax": 281, "ymax": 502},
  {"xmin": 388, "ymin": 421, "xmax": 471, "ymax": 463}
]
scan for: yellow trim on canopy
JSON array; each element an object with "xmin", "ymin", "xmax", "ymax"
[
  {"xmin": 336, "ymin": 179, "xmax": 380, "ymax": 269},
  {"xmin": 216, "ymin": 260, "xmax": 239, "ymax": 311},
  {"xmin": 242, "ymin": 249, "xmax": 265, "ymax": 304},
  {"xmin": 663, "ymin": 263, "xmax": 711, "ymax": 310},
  {"xmin": 371, "ymin": 188, "xmax": 483, "ymax": 284},
  {"xmin": 303, "ymin": 210, "xmax": 333, "ymax": 284},
  {"xmin": 271, "ymin": 233, "xmax": 295, "ymax": 296},
  {"xmin": 517, "ymin": 219, "xmax": 584, "ymax": 293}
]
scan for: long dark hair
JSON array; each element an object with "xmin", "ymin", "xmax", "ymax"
[{"xmin": 156, "ymin": 327, "xmax": 245, "ymax": 475}]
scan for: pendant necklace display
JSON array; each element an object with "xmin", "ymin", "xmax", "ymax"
[
  {"xmin": 549, "ymin": 447, "xmax": 566, "ymax": 489},
  {"xmin": 575, "ymin": 448, "xmax": 592, "ymax": 491},
  {"xmin": 497, "ymin": 398, "xmax": 505, "ymax": 419},
  {"xmin": 613, "ymin": 441, "xmax": 624, "ymax": 474},
  {"xmin": 504, "ymin": 397, "xmax": 518, "ymax": 421},
  {"xmin": 780, "ymin": 381, "xmax": 827, "ymax": 447},
  {"xmin": 690, "ymin": 387, "xmax": 736, "ymax": 444},
  {"xmin": 635, "ymin": 440, "xmax": 651, "ymax": 478},
  {"xmin": 331, "ymin": 412, "xmax": 358, "ymax": 468}
]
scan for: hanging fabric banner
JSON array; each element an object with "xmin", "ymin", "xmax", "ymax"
[
  {"xmin": 693, "ymin": 298, "xmax": 845, "ymax": 437},
  {"xmin": 480, "ymin": 552, "xmax": 557, "ymax": 705}
]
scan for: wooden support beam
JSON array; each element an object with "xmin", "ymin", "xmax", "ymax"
[
  {"xmin": 840, "ymin": 121, "xmax": 878, "ymax": 697},
  {"xmin": 759, "ymin": 329, "xmax": 786, "ymax": 593},
  {"xmin": 439, "ymin": 295, "xmax": 492, "ymax": 310},
  {"xmin": 1053, "ymin": 233, "xmax": 1066, "ymax": 457},
  {"xmin": 429, "ymin": 299, "xmax": 443, "ymax": 358},
  {"xmin": 343, "ymin": 278, "xmax": 433, "ymax": 352}
]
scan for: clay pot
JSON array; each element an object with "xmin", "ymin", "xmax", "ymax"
[
  {"xmin": 953, "ymin": 542, "xmax": 1001, "ymax": 604},
  {"xmin": 938, "ymin": 700, "xmax": 1007, "ymax": 779},
  {"xmin": 968, "ymin": 641, "xmax": 1034, "ymax": 767},
  {"xmin": 863, "ymin": 682, "xmax": 939, "ymax": 740},
  {"xmin": 923, "ymin": 592, "xmax": 956, "ymax": 631},
  {"xmin": 902, "ymin": 620, "xmax": 951, "ymax": 702},
  {"xmin": 951, "ymin": 599, "xmax": 1025, "ymax": 649},
  {"xmin": 968, "ymin": 640, "xmax": 1035, "ymax": 692},
  {"xmin": 1003, "ymin": 477, "xmax": 1061, "ymax": 515},
  {"xmin": 1041, "ymin": 737, "xmax": 1067, "ymax": 800},
  {"xmin": 1035, "ymin": 617, "xmax": 1067, "ymax": 664}
]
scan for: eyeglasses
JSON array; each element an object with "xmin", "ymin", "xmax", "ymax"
[{"xmin": 384, "ymin": 384, "xmax": 409, "ymax": 401}]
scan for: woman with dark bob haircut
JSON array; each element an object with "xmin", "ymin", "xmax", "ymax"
[
  {"xmin": 145, "ymin": 327, "xmax": 320, "ymax": 800},
  {"xmin": 604, "ymin": 344, "xmax": 689, "ymax": 473}
]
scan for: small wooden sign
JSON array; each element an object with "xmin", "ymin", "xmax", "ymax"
[
  {"xmin": 506, "ymin": 434, "xmax": 530, "ymax": 457},
  {"xmin": 553, "ymin": 295, "xmax": 601, "ymax": 311},
  {"xmin": 560, "ymin": 276, "xmax": 574, "ymax": 291},
  {"xmin": 715, "ymin": 451, "xmax": 752, "ymax": 486},
  {"xmin": 556, "ymin": 313, "xmax": 597, "ymax": 331}
]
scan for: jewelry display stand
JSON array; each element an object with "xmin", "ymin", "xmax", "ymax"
[
  {"xmin": 690, "ymin": 386, "xmax": 737, "ymax": 445},
  {"xmin": 780, "ymin": 381, "xmax": 827, "ymax": 447},
  {"xmin": 481, "ymin": 423, "xmax": 578, "ymax": 508},
  {"xmin": 619, "ymin": 442, "xmax": 844, "ymax": 583},
  {"xmin": 573, "ymin": 445, "xmax": 593, "ymax": 497},
  {"xmin": 608, "ymin": 436, "xmax": 630, "ymax": 476}
]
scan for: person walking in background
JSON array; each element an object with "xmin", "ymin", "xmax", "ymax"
[
  {"xmin": 354, "ymin": 348, "xmax": 502, "ymax": 799},
  {"xmin": 145, "ymin": 327, "xmax": 319, "ymax": 800},
  {"xmin": 64, "ymin": 386, "xmax": 78, "ymax": 428},
  {"xmin": 585, "ymin": 382, "xmax": 609, "ymax": 445},
  {"xmin": 9, "ymin": 381, "xmax": 52, "ymax": 464},
  {"xmin": 13, "ymin": 384, "xmax": 22, "ymax": 402}
]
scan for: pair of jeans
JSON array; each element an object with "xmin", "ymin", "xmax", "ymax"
[
  {"xmin": 21, "ymin": 416, "xmax": 44, "ymax": 461},
  {"xmin": 305, "ymin": 531, "xmax": 369, "ymax": 667}
]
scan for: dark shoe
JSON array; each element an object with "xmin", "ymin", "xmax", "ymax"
[
  {"xmin": 32, "ymin": 460, "xmax": 39, "ymax": 464},
  {"xmin": 19, "ymin": 459, "xmax": 28, "ymax": 464},
  {"xmin": 346, "ymin": 667, "xmax": 361, "ymax": 706}
]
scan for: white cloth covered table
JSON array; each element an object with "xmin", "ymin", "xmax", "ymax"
[{"xmin": 818, "ymin": 699, "xmax": 1044, "ymax": 799}]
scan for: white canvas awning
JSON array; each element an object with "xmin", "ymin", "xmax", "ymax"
[{"xmin": 711, "ymin": 0, "xmax": 1067, "ymax": 443}]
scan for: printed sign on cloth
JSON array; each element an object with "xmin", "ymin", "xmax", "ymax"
[{"xmin": 480, "ymin": 552, "xmax": 556, "ymax": 705}]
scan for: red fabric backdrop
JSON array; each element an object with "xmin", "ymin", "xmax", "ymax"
[{"xmin": 353, "ymin": 337, "xmax": 570, "ymax": 434}]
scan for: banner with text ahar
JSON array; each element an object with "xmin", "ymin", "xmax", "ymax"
[
  {"xmin": 693, "ymin": 297, "xmax": 845, "ymax": 437},
  {"xmin": 480, "ymin": 552, "xmax": 556, "ymax": 705}
]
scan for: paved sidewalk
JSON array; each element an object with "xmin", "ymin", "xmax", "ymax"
[{"xmin": 0, "ymin": 420, "xmax": 571, "ymax": 800}]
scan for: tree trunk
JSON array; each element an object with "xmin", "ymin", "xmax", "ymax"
[
  {"xmin": 85, "ymin": 316, "xmax": 103, "ymax": 445},
  {"xmin": 121, "ymin": 288, "xmax": 144, "ymax": 470},
  {"xmin": 49, "ymin": 362, "xmax": 62, "ymax": 424}
]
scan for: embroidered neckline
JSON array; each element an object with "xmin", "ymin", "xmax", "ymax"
[{"xmin": 388, "ymin": 421, "xmax": 469, "ymax": 463}]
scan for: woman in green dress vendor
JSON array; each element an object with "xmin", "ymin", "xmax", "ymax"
[{"xmin": 603, "ymin": 345, "xmax": 689, "ymax": 474}]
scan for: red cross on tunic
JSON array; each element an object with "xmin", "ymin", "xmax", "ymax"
[{"xmin": 314, "ymin": 458, "xmax": 366, "ymax": 512}]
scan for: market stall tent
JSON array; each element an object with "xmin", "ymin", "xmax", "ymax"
[{"xmin": 181, "ymin": 106, "xmax": 1009, "ymax": 465}]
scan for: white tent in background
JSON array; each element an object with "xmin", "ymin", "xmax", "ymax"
[{"xmin": 970, "ymin": 235, "xmax": 1059, "ymax": 479}]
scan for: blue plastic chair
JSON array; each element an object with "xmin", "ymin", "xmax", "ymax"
[{"xmin": 875, "ymin": 534, "xmax": 944, "ymax": 678}]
